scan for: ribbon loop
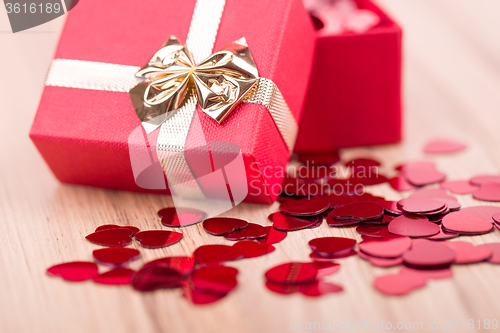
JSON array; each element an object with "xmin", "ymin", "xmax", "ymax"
[{"xmin": 129, "ymin": 36, "xmax": 259, "ymax": 132}]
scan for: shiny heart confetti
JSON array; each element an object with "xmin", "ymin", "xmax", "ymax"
[
  {"xmin": 143, "ymin": 256, "xmax": 194, "ymax": 275},
  {"xmin": 189, "ymin": 265, "xmax": 238, "ymax": 295},
  {"xmin": 403, "ymin": 240, "xmax": 456, "ymax": 267},
  {"xmin": 203, "ymin": 217, "xmax": 248, "ymax": 236},
  {"xmin": 93, "ymin": 247, "xmax": 141, "ymax": 266},
  {"xmin": 95, "ymin": 224, "xmax": 140, "ymax": 235},
  {"xmin": 256, "ymin": 227, "xmax": 287, "ymax": 244},
  {"xmin": 268, "ymin": 212, "xmax": 319, "ymax": 231},
  {"xmin": 132, "ymin": 265, "xmax": 186, "ymax": 291},
  {"xmin": 441, "ymin": 211, "xmax": 494, "ymax": 234},
  {"xmin": 47, "ymin": 262, "xmax": 99, "ymax": 282},
  {"xmin": 232, "ymin": 240, "xmax": 275, "ymax": 258},
  {"xmin": 445, "ymin": 241, "xmax": 492, "ymax": 264},
  {"xmin": 93, "ymin": 268, "xmax": 135, "ymax": 285},
  {"xmin": 224, "ymin": 223, "xmax": 269, "ymax": 241},
  {"xmin": 359, "ymin": 235, "xmax": 412, "ymax": 258},
  {"xmin": 440, "ymin": 180, "xmax": 479, "ymax": 194},
  {"xmin": 308, "ymin": 237, "xmax": 356, "ymax": 258},
  {"xmin": 134, "ymin": 230, "xmax": 183, "ymax": 248},
  {"xmin": 374, "ymin": 274, "xmax": 427, "ymax": 295},
  {"xmin": 159, "ymin": 207, "xmax": 207, "ymax": 227},
  {"xmin": 279, "ymin": 196, "xmax": 330, "ymax": 216},
  {"xmin": 331, "ymin": 201, "xmax": 384, "ymax": 221},
  {"xmin": 388, "ymin": 215, "xmax": 440, "ymax": 238},
  {"xmin": 193, "ymin": 245, "xmax": 245, "ymax": 265},
  {"xmin": 85, "ymin": 228, "xmax": 134, "ymax": 247}
]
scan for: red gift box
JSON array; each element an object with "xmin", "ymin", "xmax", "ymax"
[
  {"xmin": 30, "ymin": 0, "xmax": 316, "ymax": 204},
  {"xmin": 294, "ymin": 0, "xmax": 402, "ymax": 153}
]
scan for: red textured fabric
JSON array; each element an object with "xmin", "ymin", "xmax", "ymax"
[
  {"xmin": 294, "ymin": 0, "xmax": 402, "ymax": 153},
  {"xmin": 30, "ymin": 0, "xmax": 316, "ymax": 204}
]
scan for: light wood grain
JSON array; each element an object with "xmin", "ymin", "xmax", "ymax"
[{"xmin": 1, "ymin": 1, "xmax": 500, "ymax": 332}]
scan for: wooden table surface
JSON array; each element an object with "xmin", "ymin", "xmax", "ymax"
[{"xmin": 1, "ymin": 1, "xmax": 500, "ymax": 332}]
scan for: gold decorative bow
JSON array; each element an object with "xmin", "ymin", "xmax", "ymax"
[{"xmin": 129, "ymin": 36, "xmax": 259, "ymax": 132}]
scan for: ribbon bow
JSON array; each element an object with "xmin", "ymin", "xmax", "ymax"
[{"xmin": 129, "ymin": 36, "xmax": 259, "ymax": 133}]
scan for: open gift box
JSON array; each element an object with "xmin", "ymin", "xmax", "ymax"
[
  {"xmin": 294, "ymin": 0, "xmax": 402, "ymax": 153},
  {"xmin": 30, "ymin": 0, "xmax": 316, "ymax": 204}
]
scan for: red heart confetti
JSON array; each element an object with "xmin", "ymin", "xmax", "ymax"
[
  {"xmin": 265, "ymin": 262, "xmax": 319, "ymax": 285},
  {"xmin": 440, "ymin": 180, "xmax": 479, "ymax": 194},
  {"xmin": 95, "ymin": 224, "xmax": 140, "ymax": 235},
  {"xmin": 308, "ymin": 237, "xmax": 356, "ymax": 258},
  {"xmin": 47, "ymin": 262, "xmax": 99, "ymax": 282},
  {"xmin": 331, "ymin": 201, "xmax": 384, "ymax": 221},
  {"xmin": 445, "ymin": 241, "xmax": 492, "ymax": 264},
  {"xmin": 472, "ymin": 183, "xmax": 500, "ymax": 202},
  {"xmin": 279, "ymin": 196, "xmax": 330, "ymax": 216},
  {"xmin": 356, "ymin": 225, "xmax": 391, "ymax": 238},
  {"xmin": 256, "ymin": 226, "xmax": 287, "ymax": 244},
  {"xmin": 403, "ymin": 240, "xmax": 456, "ymax": 267},
  {"xmin": 232, "ymin": 240, "xmax": 275, "ymax": 258},
  {"xmin": 189, "ymin": 265, "xmax": 238, "ymax": 295},
  {"xmin": 131, "ymin": 265, "xmax": 186, "ymax": 291},
  {"xmin": 202, "ymin": 217, "xmax": 248, "ymax": 236},
  {"xmin": 423, "ymin": 138, "xmax": 467, "ymax": 154},
  {"xmin": 85, "ymin": 228, "xmax": 134, "ymax": 247},
  {"xmin": 378, "ymin": 200, "xmax": 404, "ymax": 215},
  {"xmin": 134, "ymin": 230, "xmax": 183, "ymax": 249},
  {"xmin": 268, "ymin": 212, "xmax": 319, "ymax": 231},
  {"xmin": 441, "ymin": 211, "xmax": 494, "ymax": 234},
  {"xmin": 224, "ymin": 223, "xmax": 269, "ymax": 241},
  {"xmin": 310, "ymin": 249, "xmax": 357, "ymax": 260},
  {"xmin": 92, "ymin": 247, "xmax": 141, "ymax": 266},
  {"xmin": 298, "ymin": 281, "xmax": 344, "ymax": 297},
  {"xmin": 326, "ymin": 213, "xmax": 360, "ymax": 227},
  {"xmin": 324, "ymin": 193, "xmax": 358, "ymax": 209},
  {"xmin": 388, "ymin": 215, "xmax": 440, "ymax": 238},
  {"xmin": 374, "ymin": 274, "xmax": 427, "ymax": 295},
  {"xmin": 182, "ymin": 284, "xmax": 227, "ymax": 305},
  {"xmin": 93, "ymin": 268, "xmax": 135, "ymax": 285},
  {"xmin": 399, "ymin": 265, "xmax": 453, "ymax": 280},
  {"xmin": 159, "ymin": 207, "xmax": 207, "ymax": 227},
  {"xmin": 193, "ymin": 245, "xmax": 245, "ymax": 265},
  {"xmin": 143, "ymin": 256, "xmax": 194, "ymax": 275},
  {"xmin": 359, "ymin": 235, "xmax": 412, "ymax": 258}
]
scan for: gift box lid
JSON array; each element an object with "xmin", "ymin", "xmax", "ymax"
[{"xmin": 30, "ymin": 0, "xmax": 316, "ymax": 204}]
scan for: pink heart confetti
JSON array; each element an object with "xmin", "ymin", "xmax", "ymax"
[
  {"xmin": 388, "ymin": 175, "xmax": 418, "ymax": 191},
  {"xmin": 397, "ymin": 198, "xmax": 445, "ymax": 214},
  {"xmin": 461, "ymin": 206, "xmax": 500, "ymax": 223},
  {"xmin": 359, "ymin": 235, "xmax": 412, "ymax": 258},
  {"xmin": 470, "ymin": 175, "xmax": 500, "ymax": 186},
  {"xmin": 358, "ymin": 251, "xmax": 403, "ymax": 267},
  {"xmin": 403, "ymin": 240, "xmax": 456, "ymax": 267},
  {"xmin": 479, "ymin": 243, "xmax": 500, "ymax": 264},
  {"xmin": 388, "ymin": 215, "xmax": 440, "ymax": 238},
  {"xmin": 440, "ymin": 180, "xmax": 479, "ymax": 194},
  {"xmin": 472, "ymin": 183, "xmax": 500, "ymax": 202},
  {"xmin": 374, "ymin": 274, "xmax": 427, "ymax": 295},
  {"xmin": 442, "ymin": 211, "xmax": 493, "ymax": 234},
  {"xmin": 399, "ymin": 265, "xmax": 453, "ymax": 280},
  {"xmin": 445, "ymin": 241, "xmax": 492, "ymax": 264},
  {"xmin": 423, "ymin": 138, "xmax": 467, "ymax": 154}
]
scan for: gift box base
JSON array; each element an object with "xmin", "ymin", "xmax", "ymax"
[{"xmin": 294, "ymin": 0, "xmax": 402, "ymax": 153}]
